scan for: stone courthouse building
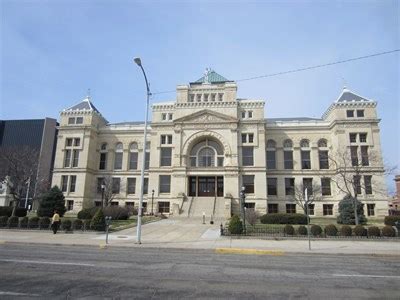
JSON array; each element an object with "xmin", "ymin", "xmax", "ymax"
[{"xmin": 52, "ymin": 70, "xmax": 388, "ymax": 218}]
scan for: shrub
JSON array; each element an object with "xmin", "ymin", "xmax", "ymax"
[
  {"xmin": 324, "ymin": 224, "xmax": 338, "ymax": 236},
  {"xmin": 354, "ymin": 225, "xmax": 367, "ymax": 237},
  {"xmin": 311, "ymin": 225, "xmax": 322, "ymax": 236},
  {"xmin": 381, "ymin": 226, "xmax": 395, "ymax": 237},
  {"xmin": 19, "ymin": 216, "xmax": 29, "ymax": 228},
  {"xmin": 384, "ymin": 216, "xmax": 400, "ymax": 226},
  {"xmin": 337, "ymin": 195, "xmax": 367, "ymax": 225},
  {"xmin": 73, "ymin": 219, "xmax": 83, "ymax": 230},
  {"xmin": 90, "ymin": 209, "xmax": 106, "ymax": 231},
  {"xmin": 298, "ymin": 225, "xmax": 307, "ymax": 235},
  {"xmin": 284, "ymin": 224, "xmax": 295, "ymax": 235},
  {"xmin": 340, "ymin": 225, "xmax": 352, "ymax": 237},
  {"xmin": 28, "ymin": 217, "xmax": 40, "ymax": 229},
  {"xmin": 0, "ymin": 206, "xmax": 27, "ymax": 217},
  {"xmin": 0, "ymin": 216, "xmax": 9, "ymax": 227},
  {"xmin": 228, "ymin": 215, "xmax": 243, "ymax": 234},
  {"xmin": 39, "ymin": 217, "xmax": 51, "ymax": 229},
  {"xmin": 37, "ymin": 186, "xmax": 66, "ymax": 217},
  {"xmin": 260, "ymin": 213, "xmax": 307, "ymax": 225},
  {"xmin": 82, "ymin": 219, "xmax": 91, "ymax": 230},
  {"xmin": 7, "ymin": 216, "xmax": 19, "ymax": 228},
  {"xmin": 77, "ymin": 207, "xmax": 98, "ymax": 220},
  {"xmin": 367, "ymin": 226, "xmax": 380, "ymax": 237},
  {"xmin": 62, "ymin": 219, "xmax": 72, "ymax": 231},
  {"xmin": 103, "ymin": 206, "xmax": 130, "ymax": 220}
]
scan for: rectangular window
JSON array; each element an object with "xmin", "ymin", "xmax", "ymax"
[
  {"xmin": 301, "ymin": 150, "xmax": 311, "ymax": 169},
  {"xmin": 364, "ymin": 175, "xmax": 372, "ymax": 194},
  {"xmin": 284, "ymin": 151, "xmax": 293, "ymax": 169},
  {"xmin": 111, "ymin": 202, "xmax": 119, "ymax": 206},
  {"xmin": 349, "ymin": 133, "xmax": 357, "ymax": 143},
  {"xmin": 159, "ymin": 175, "xmax": 171, "ymax": 193},
  {"xmin": 161, "ymin": 135, "xmax": 172, "ymax": 145},
  {"xmin": 127, "ymin": 178, "xmax": 136, "ymax": 194},
  {"xmin": 99, "ymin": 153, "xmax": 107, "ymax": 170},
  {"xmin": 66, "ymin": 138, "xmax": 73, "ymax": 147},
  {"xmin": 196, "ymin": 94, "xmax": 201, "ymax": 102},
  {"xmin": 323, "ymin": 204, "xmax": 333, "ymax": 216},
  {"xmin": 267, "ymin": 204, "xmax": 278, "ymax": 214},
  {"xmin": 74, "ymin": 138, "xmax": 80, "ymax": 146},
  {"xmin": 211, "ymin": 94, "xmax": 216, "ymax": 102},
  {"xmin": 350, "ymin": 146, "xmax": 358, "ymax": 166},
  {"xmin": 68, "ymin": 117, "xmax": 75, "ymax": 125},
  {"xmin": 248, "ymin": 111, "xmax": 253, "ymax": 118},
  {"xmin": 286, "ymin": 204, "xmax": 296, "ymax": 214},
  {"xmin": 242, "ymin": 147, "xmax": 254, "ymax": 166},
  {"xmin": 266, "ymin": 151, "xmax": 276, "ymax": 169},
  {"xmin": 354, "ymin": 175, "xmax": 362, "ymax": 195},
  {"xmin": 160, "ymin": 148, "xmax": 172, "ymax": 166},
  {"xmin": 143, "ymin": 178, "xmax": 148, "ymax": 194},
  {"xmin": 248, "ymin": 133, "xmax": 254, "ymax": 143},
  {"xmin": 241, "ymin": 134, "xmax": 247, "ymax": 143},
  {"xmin": 241, "ymin": 111, "xmax": 246, "ymax": 118},
  {"xmin": 321, "ymin": 178, "xmax": 331, "ymax": 196},
  {"xmin": 243, "ymin": 175, "xmax": 255, "ymax": 194},
  {"xmin": 112, "ymin": 178, "xmax": 121, "ymax": 194},
  {"xmin": 319, "ymin": 150, "xmax": 329, "ymax": 169},
  {"xmin": 72, "ymin": 150, "xmax": 79, "ymax": 167},
  {"xmin": 218, "ymin": 93, "xmax": 223, "ymax": 101},
  {"xmin": 64, "ymin": 150, "xmax": 71, "ymax": 168},
  {"xmin": 69, "ymin": 175, "xmax": 76, "ymax": 193},
  {"xmin": 346, "ymin": 110, "xmax": 354, "ymax": 118},
  {"xmin": 67, "ymin": 200, "xmax": 74, "ymax": 211},
  {"xmin": 97, "ymin": 177, "xmax": 104, "ymax": 193},
  {"xmin": 285, "ymin": 178, "xmax": 295, "ymax": 195},
  {"xmin": 367, "ymin": 204, "xmax": 375, "ymax": 216},
  {"xmin": 114, "ymin": 152, "xmax": 123, "ymax": 170},
  {"xmin": 168, "ymin": 114, "xmax": 173, "ymax": 120},
  {"xmin": 76, "ymin": 117, "xmax": 83, "ymax": 124},
  {"xmin": 189, "ymin": 94, "xmax": 195, "ymax": 102},
  {"xmin": 129, "ymin": 152, "xmax": 138, "ymax": 170},
  {"xmin": 267, "ymin": 178, "xmax": 277, "ymax": 196},
  {"xmin": 307, "ymin": 204, "xmax": 315, "ymax": 215},
  {"xmin": 145, "ymin": 153, "xmax": 150, "ymax": 170},
  {"xmin": 125, "ymin": 201, "xmax": 134, "ymax": 207},
  {"xmin": 359, "ymin": 133, "xmax": 367, "ymax": 143},
  {"xmin": 204, "ymin": 94, "xmax": 209, "ymax": 101},
  {"xmin": 361, "ymin": 146, "xmax": 369, "ymax": 166},
  {"xmin": 95, "ymin": 201, "xmax": 102, "ymax": 207},
  {"xmin": 303, "ymin": 178, "xmax": 313, "ymax": 196},
  {"xmin": 244, "ymin": 203, "xmax": 255, "ymax": 209},
  {"xmin": 158, "ymin": 202, "xmax": 170, "ymax": 213},
  {"xmin": 356, "ymin": 110, "xmax": 364, "ymax": 117},
  {"xmin": 61, "ymin": 176, "xmax": 68, "ymax": 192}
]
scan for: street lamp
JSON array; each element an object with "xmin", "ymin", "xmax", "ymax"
[
  {"xmin": 134, "ymin": 57, "xmax": 151, "ymax": 244},
  {"xmin": 151, "ymin": 189, "xmax": 155, "ymax": 216},
  {"xmin": 101, "ymin": 182, "xmax": 106, "ymax": 208},
  {"xmin": 240, "ymin": 186, "xmax": 246, "ymax": 234}
]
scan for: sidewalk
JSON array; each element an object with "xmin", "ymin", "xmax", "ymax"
[{"xmin": 1, "ymin": 218, "xmax": 400, "ymax": 256}]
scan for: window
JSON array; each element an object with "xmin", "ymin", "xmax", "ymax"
[
  {"xmin": 319, "ymin": 151, "xmax": 329, "ymax": 169},
  {"xmin": 72, "ymin": 150, "xmax": 79, "ymax": 167},
  {"xmin": 242, "ymin": 175, "xmax": 255, "ymax": 194},
  {"xmin": 307, "ymin": 204, "xmax": 315, "ymax": 215},
  {"xmin": 367, "ymin": 204, "xmax": 375, "ymax": 216},
  {"xmin": 218, "ymin": 93, "xmax": 223, "ymax": 101},
  {"xmin": 266, "ymin": 151, "xmax": 276, "ymax": 170},
  {"xmin": 69, "ymin": 175, "xmax": 76, "ymax": 193},
  {"xmin": 361, "ymin": 146, "xmax": 369, "ymax": 166},
  {"xmin": 158, "ymin": 202, "xmax": 170, "ymax": 213},
  {"xmin": 189, "ymin": 94, "xmax": 195, "ymax": 102},
  {"xmin": 99, "ymin": 143, "xmax": 108, "ymax": 170},
  {"xmin": 97, "ymin": 177, "xmax": 104, "ymax": 193},
  {"xmin": 359, "ymin": 133, "xmax": 367, "ymax": 143},
  {"xmin": 189, "ymin": 138, "xmax": 224, "ymax": 167},
  {"xmin": 145, "ymin": 152, "xmax": 150, "ymax": 170},
  {"xmin": 267, "ymin": 178, "xmax": 277, "ymax": 196},
  {"xmin": 285, "ymin": 178, "xmax": 295, "ymax": 195},
  {"xmin": 101, "ymin": 143, "xmax": 107, "ymax": 151},
  {"xmin": 61, "ymin": 176, "xmax": 68, "ymax": 192},
  {"xmin": 67, "ymin": 200, "xmax": 74, "ymax": 211},
  {"xmin": 284, "ymin": 151, "xmax": 293, "ymax": 169},
  {"xmin": 323, "ymin": 204, "xmax": 333, "ymax": 216},
  {"xmin": 321, "ymin": 178, "xmax": 331, "ymax": 196},
  {"xmin": 242, "ymin": 147, "xmax": 254, "ymax": 166},
  {"xmin": 162, "ymin": 113, "xmax": 167, "ymax": 120},
  {"xmin": 74, "ymin": 138, "xmax": 80, "ymax": 147},
  {"xmin": 161, "ymin": 135, "xmax": 172, "ymax": 145},
  {"xmin": 301, "ymin": 150, "xmax": 311, "ymax": 169},
  {"xmin": 248, "ymin": 111, "xmax": 253, "ymax": 118},
  {"xmin": 159, "ymin": 175, "xmax": 171, "ymax": 193},
  {"xmin": 353, "ymin": 176, "xmax": 362, "ymax": 194},
  {"xmin": 300, "ymin": 139, "xmax": 309, "ymax": 148},
  {"xmin": 76, "ymin": 117, "xmax": 83, "ymax": 124},
  {"xmin": 95, "ymin": 201, "xmax": 102, "ymax": 207},
  {"xmin": 127, "ymin": 178, "xmax": 136, "ymax": 194},
  {"xmin": 64, "ymin": 150, "xmax": 72, "ymax": 167},
  {"xmin": 111, "ymin": 202, "xmax": 119, "ymax": 206},
  {"xmin": 68, "ymin": 117, "xmax": 75, "ymax": 124},
  {"xmin": 112, "ymin": 178, "xmax": 121, "ymax": 194},
  {"xmin": 350, "ymin": 146, "xmax": 358, "ymax": 166},
  {"xmin": 143, "ymin": 178, "xmax": 148, "ymax": 194},
  {"xmin": 356, "ymin": 110, "xmax": 364, "ymax": 117},
  {"xmin": 346, "ymin": 110, "xmax": 354, "ymax": 118},
  {"xmin": 241, "ymin": 111, "xmax": 246, "ymax": 118},
  {"xmin": 125, "ymin": 202, "xmax": 134, "ymax": 207},
  {"xmin": 364, "ymin": 176, "xmax": 372, "ymax": 194},
  {"xmin": 129, "ymin": 143, "xmax": 138, "ymax": 170},
  {"xmin": 160, "ymin": 148, "xmax": 172, "ymax": 166},
  {"xmin": 318, "ymin": 139, "xmax": 327, "ymax": 148},
  {"xmin": 211, "ymin": 94, "xmax": 216, "ymax": 102},
  {"xmin": 303, "ymin": 178, "xmax": 313, "ymax": 196},
  {"xmin": 349, "ymin": 133, "xmax": 357, "ymax": 143},
  {"xmin": 66, "ymin": 138, "xmax": 73, "ymax": 147},
  {"xmin": 196, "ymin": 94, "xmax": 201, "ymax": 102},
  {"xmin": 114, "ymin": 143, "xmax": 123, "ymax": 170},
  {"xmin": 286, "ymin": 204, "xmax": 296, "ymax": 214},
  {"xmin": 241, "ymin": 133, "xmax": 254, "ymax": 144},
  {"xmin": 267, "ymin": 204, "xmax": 278, "ymax": 214},
  {"xmin": 204, "ymin": 94, "xmax": 209, "ymax": 102}
]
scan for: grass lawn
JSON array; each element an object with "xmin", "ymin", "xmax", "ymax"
[{"xmin": 110, "ymin": 216, "xmax": 161, "ymax": 232}]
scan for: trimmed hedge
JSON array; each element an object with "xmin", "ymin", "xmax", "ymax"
[
  {"xmin": 77, "ymin": 207, "xmax": 98, "ymax": 220},
  {"xmin": 384, "ymin": 216, "xmax": 400, "ymax": 226},
  {"xmin": 311, "ymin": 225, "xmax": 322, "ymax": 236},
  {"xmin": 19, "ymin": 216, "xmax": 29, "ymax": 228},
  {"xmin": 382, "ymin": 226, "xmax": 395, "ymax": 237},
  {"xmin": 367, "ymin": 226, "xmax": 380, "ymax": 237},
  {"xmin": 284, "ymin": 224, "xmax": 295, "ymax": 235},
  {"xmin": 7, "ymin": 216, "xmax": 19, "ymax": 228},
  {"xmin": 28, "ymin": 217, "xmax": 40, "ymax": 228},
  {"xmin": 228, "ymin": 215, "xmax": 243, "ymax": 234},
  {"xmin": 260, "ymin": 213, "xmax": 307, "ymax": 225},
  {"xmin": 340, "ymin": 225, "xmax": 352, "ymax": 237},
  {"xmin": 0, "ymin": 206, "xmax": 27, "ymax": 217},
  {"xmin": 103, "ymin": 206, "xmax": 130, "ymax": 220},
  {"xmin": 298, "ymin": 225, "xmax": 307, "ymax": 235},
  {"xmin": 354, "ymin": 225, "xmax": 367, "ymax": 237},
  {"xmin": 39, "ymin": 217, "xmax": 51, "ymax": 229},
  {"xmin": 73, "ymin": 219, "xmax": 83, "ymax": 230},
  {"xmin": 324, "ymin": 224, "xmax": 338, "ymax": 236},
  {"xmin": 62, "ymin": 219, "xmax": 72, "ymax": 231},
  {"xmin": 0, "ymin": 216, "xmax": 8, "ymax": 227}
]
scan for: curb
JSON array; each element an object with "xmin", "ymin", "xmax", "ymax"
[{"xmin": 215, "ymin": 248, "xmax": 284, "ymax": 256}]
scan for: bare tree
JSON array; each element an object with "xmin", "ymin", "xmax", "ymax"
[
  {"xmin": 291, "ymin": 181, "xmax": 322, "ymax": 215},
  {"xmin": 96, "ymin": 175, "xmax": 124, "ymax": 207},
  {"xmin": 245, "ymin": 208, "xmax": 258, "ymax": 227},
  {"xmin": 0, "ymin": 146, "xmax": 40, "ymax": 216}
]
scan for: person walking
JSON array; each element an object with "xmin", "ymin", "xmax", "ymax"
[{"xmin": 51, "ymin": 210, "xmax": 60, "ymax": 234}]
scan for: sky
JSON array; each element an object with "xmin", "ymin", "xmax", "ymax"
[{"xmin": 1, "ymin": 0, "xmax": 399, "ymax": 192}]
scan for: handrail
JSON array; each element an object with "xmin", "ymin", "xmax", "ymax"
[
  {"xmin": 187, "ymin": 196, "xmax": 194, "ymax": 217},
  {"xmin": 212, "ymin": 195, "xmax": 217, "ymax": 219}
]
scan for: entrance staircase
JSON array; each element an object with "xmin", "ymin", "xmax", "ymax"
[{"xmin": 183, "ymin": 196, "xmax": 225, "ymax": 219}]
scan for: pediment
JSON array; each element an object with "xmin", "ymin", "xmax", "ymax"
[{"xmin": 174, "ymin": 109, "xmax": 237, "ymax": 124}]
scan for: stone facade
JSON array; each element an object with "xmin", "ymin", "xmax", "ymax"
[{"xmin": 52, "ymin": 71, "xmax": 389, "ymax": 218}]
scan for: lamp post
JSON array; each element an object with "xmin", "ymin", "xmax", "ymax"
[
  {"xmin": 101, "ymin": 182, "xmax": 106, "ymax": 208},
  {"xmin": 151, "ymin": 189, "xmax": 155, "ymax": 215},
  {"xmin": 134, "ymin": 57, "xmax": 151, "ymax": 244},
  {"xmin": 240, "ymin": 186, "xmax": 246, "ymax": 234},
  {"xmin": 305, "ymin": 188, "xmax": 311, "ymax": 250}
]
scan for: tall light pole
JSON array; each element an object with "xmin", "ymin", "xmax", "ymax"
[
  {"xmin": 151, "ymin": 189, "xmax": 155, "ymax": 216},
  {"xmin": 240, "ymin": 186, "xmax": 246, "ymax": 234},
  {"xmin": 305, "ymin": 188, "xmax": 311, "ymax": 251},
  {"xmin": 134, "ymin": 57, "xmax": 151, "ymax": 244}
]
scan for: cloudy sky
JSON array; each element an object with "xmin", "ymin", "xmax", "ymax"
[{"xmin": 1, "ymin": 0, "xmax": 399, "ymax": 191}]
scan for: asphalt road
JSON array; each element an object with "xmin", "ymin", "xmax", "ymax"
[{"xmin": 0, "ymin": 244, "xmax": 399, "ymax": 299}]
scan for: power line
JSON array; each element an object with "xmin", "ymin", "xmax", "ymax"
[{"xmin": 152, "ymin": 49, "xmax": 399, "ymax": 95}]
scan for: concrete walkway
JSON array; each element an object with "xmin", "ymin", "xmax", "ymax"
[{"xmin": 1, "ymin": 218, "xmax": 400, "ymax": 256}]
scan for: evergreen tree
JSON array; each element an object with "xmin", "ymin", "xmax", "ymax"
[
  {"xmin": 337, "ymin": 195, "xmax": 367, "ymax": 225},
  {"xmin": 37, "ymin": 186, "xmax": 67, "ymax": 217},
  {"xmin": 90, "ymin": 208, "xmax": 106, "ymax": 231}
]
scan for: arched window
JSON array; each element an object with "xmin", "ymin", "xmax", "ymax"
[
  {"xmin": 300, "ymin": 139, "xmax": 310, "ymax": 148},
  {"xmin": 129, "ymin": 142, "xmax": 138, "ymax": 170},
  {"xmin": 266, "ymin": 139, "xmax": 276, "ymax": 169},
  {"xmin": 300, "ymin": 139, "xmax": 311, "ymax": 169},
  {"xmin": 283, "ymin": 139, "xmax": 293, "ymax": 149},
  {"xmin": 101, "ymin": 143, "xmax": 107, "ymax": 151},
  {"xmin": 283, "ymin": 139, "xmax": 293, "ymax": 169},
  {"xmin": 266, "ymin": 139, "xmax": 276, "ymax": 149},
  {"xmin": 99, "ymin": 143, "xmax": 108, "ymax": 170},
  {"xmin": 189, "ymin": 138, "xmax": 224, "ymax": 167},
  {"xmin": 318, "ymin": 139, "xmax": 328, "ymax": 148},
  {"xmin": 114, "ymin": 142, "xmax": 123, "ymax": 170}
]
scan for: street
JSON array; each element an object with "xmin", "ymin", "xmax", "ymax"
[{"xmin": 0, "ymin": 243, "xmax": 399, "ymax": 299}]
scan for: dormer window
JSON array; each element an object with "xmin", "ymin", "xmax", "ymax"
[
  {"xmin": 218, "ymin": 93, "xmax": 223, "ymax": 101},
  {"xmin": 76, "ymin": 117, "xmax": 83, "ymax": 124},
  {"xmin": 189, "ymin": 94, "xmax": 195, "ymax": 102},
  {"xmin": 241, "ymin": 111, "xmax": 246, "ymax": 118},
  {"xmin": 68, "ymin": 117, "xmax": 75, "ymax": 125},
  {"xmin": 357, "ymin": 110, "xmax": 364, "ymax": 117},
  {"xmin": 168, "ymin": 113, "xmax": 173, "ymax": 120},
  {"xmin": 196, "ymin": 94, "xmax": 201, "ymax": 102},
  {"xmin": 248, "ymin": 111, "xmax": 253, "ymax": 118},
  {"xmin": 346, "ymin": 110, "xmax": 354, "ymax": 118},
  {"xmin": 162, "ymin": 113, "xmax": 167, "ymax": 121},
  {"xmin": 211, "ymin": 94, "xmax": 216, "ymax": 102},
  {"xmin": 204, "ymin": 94, "xmax": 209, "ymax": 102}
]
